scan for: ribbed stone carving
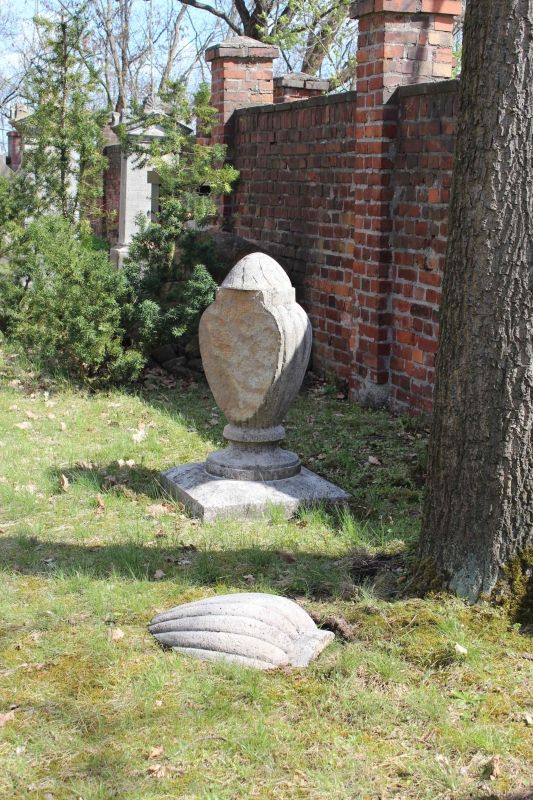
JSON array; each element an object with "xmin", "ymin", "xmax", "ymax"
[
  {"xmin": 199, "ymin": 253, "xmax": 312, "ymax": 480},
  {"xmin": 149, "ymin": 593, "xmax": 334, "ymax": 669}
]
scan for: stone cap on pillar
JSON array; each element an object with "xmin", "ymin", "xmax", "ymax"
[
  {"xmin": 205, "ymin": 35, "xmax": 279, "ymax": 63},
  {"xmin": 273, "ymin": 73, "xmax": 330, "ymax": 92},
  {"xmin": 351, "ymin": 0, "xmax": 461, "ymax": 16}
]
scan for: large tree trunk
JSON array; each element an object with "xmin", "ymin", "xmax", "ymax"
[{"xmin": 418, "ymin": 0, "xmax": 533, "ymax": 601}]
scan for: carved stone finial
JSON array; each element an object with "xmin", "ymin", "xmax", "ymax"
[
  {"xmin": 159, "ymin": 251, "xmax": 349, "ymax": 520},
  {"xmin": 199, "ymin": 253, "xmax": 312, "ymax": 481}
]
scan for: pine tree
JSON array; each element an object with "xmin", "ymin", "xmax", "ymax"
[
  {"xmin": 21, "ymin": 14, "xmax": 107, "ymax": 223},
  {"xmin": 120, "ymin": 81, "xmax": 238, "ymax": 355}
]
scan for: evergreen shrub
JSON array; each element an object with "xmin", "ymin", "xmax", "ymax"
[{"xmin": 0, "ymin": 216, "xmax": 144, "ymax": 385}]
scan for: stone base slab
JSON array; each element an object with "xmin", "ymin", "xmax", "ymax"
[
  {"xmin": 160, "ymin": 462, "xmax": 350, "ymax": 521},
  {"xmin": 110, "ymin": 244, "xmax": 130, "ymax": 268}
]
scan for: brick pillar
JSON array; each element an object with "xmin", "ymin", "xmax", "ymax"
[
  {"xmin": 205, "ymin": 36, "xmax": 279, "ymax": 147},
  {"xmin": 350, "ymin": 0, "xmax": 458, "ymax": 404},
  {"xmin": 7, "ymin": 130, "xmax": 22, "ymax": 170},
  {"xmin": 273, "ymin": 73, "xmax": 330, "ymax": 104},
  {"xmin": 7, "ymin": 104, "xmax": 29, "ymax": 172}
]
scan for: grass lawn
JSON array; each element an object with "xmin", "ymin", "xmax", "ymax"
[{"xmin": 0, "ymin": 347, "xmax": 531, "ymax": 800}]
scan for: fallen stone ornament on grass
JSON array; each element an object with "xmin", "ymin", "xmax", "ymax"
[
  {"xmin": 149, "ymin": 592, "xmax": 334, "ymax": 669},
  {"xmin": 160, "ymin": 253, "xmax": 349, "ymax": 519}
]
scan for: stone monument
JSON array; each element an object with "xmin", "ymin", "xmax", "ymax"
[{"xmin": 161, "ymin": 252, "xmax": 349, "ymax": 519}]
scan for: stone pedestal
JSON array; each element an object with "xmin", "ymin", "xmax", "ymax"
[
  {"xmin": 110, "ymin": 243, "xmax": 130, "ymax": 268},
  {"xmin": 161, "ymin": 463, "xmax": 349, "ymax": 521},
  {"xmin": 162, "ymin": 252, "xmax": 349, "ymax": 520}
]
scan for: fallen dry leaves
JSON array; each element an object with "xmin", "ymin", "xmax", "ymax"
[
  {"xmin": 15, "ymin": 421, "xmax": 32, "ymax": 430},
  {"xmin": 147, "ymin": 764, "xmax": 184, "ymax": 779},
  {"xmin": 484, "ymin": 754, "xmax": 502, "ymax": 781},
  {"xmin": 0, "ymin": 710, "xmax": 16, "ymax": 727},
  {"xmin": 132, "ymin": 425, "xmax": 147, "ymax": 444},
  {"xmin": 146, "ymin": 503, "xmax": 172, "ymax": 518},
  {"xmin": 110, "ymin": 628, "xmax": 125, "ymax": 642}
]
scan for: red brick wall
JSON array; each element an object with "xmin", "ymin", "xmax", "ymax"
[
  {"xmin": 350, "ymin": 5, "xmax": 457, "ymax": 405},
  {"xmin": 229, "ymin": 80, "xmax": 459, "ymax": 411},
  {"xmin": 232, "ymin": 92, "xmax": 359, "ymax": 385},
  {"xmin": 390, "ymin": 81, "xmax": 458, "ymax": 412}
]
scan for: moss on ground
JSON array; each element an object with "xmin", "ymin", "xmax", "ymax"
[{"xmin": 493, "ymin": 544, "xmax": 533, "ymax": 628}]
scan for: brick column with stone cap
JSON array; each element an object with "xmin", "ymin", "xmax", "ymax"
[
  {"xmin": 205, "ymin": 36, "xmax": 279, "ymax": 147},
  {"xmin": 273, "ymin": 73, "xmax": 330, "ymax": 104},
  {"xmin": 349, "ymin": 0, "xmax": 459, "ymax": 404}
]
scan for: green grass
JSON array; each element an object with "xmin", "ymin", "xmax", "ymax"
[{"xmin": 0, "ymin": 347, "xmax": 531, "ymax": 800}]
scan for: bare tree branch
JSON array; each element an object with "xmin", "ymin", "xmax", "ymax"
[{"xmin": 177, "ymin": 0, "xmax": 242, "ymax": 35}]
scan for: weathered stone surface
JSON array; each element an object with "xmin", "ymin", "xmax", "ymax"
[
  {"xmin": 200, "ymin": 253, "xmax": 311, "ymax": 428},
  {"xmin": 149, "ymin": 592, "xmax": 334, "ymax": 669},
  {"xmin": 201, "ymin": 291, "xmax": 282, "ymax": 423},
  {"xmin": 160, "ymin": 462, "xmax": 350, "ymax": 521},
  {"xmin": 199, "ymin": 253, "xmax": 312, "ymax": 480}
]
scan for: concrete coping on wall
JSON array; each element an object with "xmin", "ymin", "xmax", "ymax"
[
  {"xmin": 350, "ymin": 0, "xmax": 462, "ymax": 16},
  {"xmin": 273, "ymin": 73, "xmax": 330, "ymax": 92},
  {"xmin": 233, "ymin": 89, "xmax": 358, "ymax": 116},
  {"xmin": 395, "ymin": 78, "xmax": 460, "ymax": 99},
  {"xmin": 205, "ymin": 35, "xmax": 279, "ymax": 62},
  {"xmin": 232, "ymin": 78, "xmax": 458, "ymax": 118}
]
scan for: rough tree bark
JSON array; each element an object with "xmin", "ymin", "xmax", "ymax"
[{"xmin": 417, "ymin": 0, "xmax": 533, "ymax": 601}]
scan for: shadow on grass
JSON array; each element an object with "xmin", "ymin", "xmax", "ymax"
[
  {"xmin": 0, "ymin": 533, "xmax": 401, "ymax": 602},
  {"xmin": 48, "ymin": 463, "xmax": 169, "ymax": 501}
]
